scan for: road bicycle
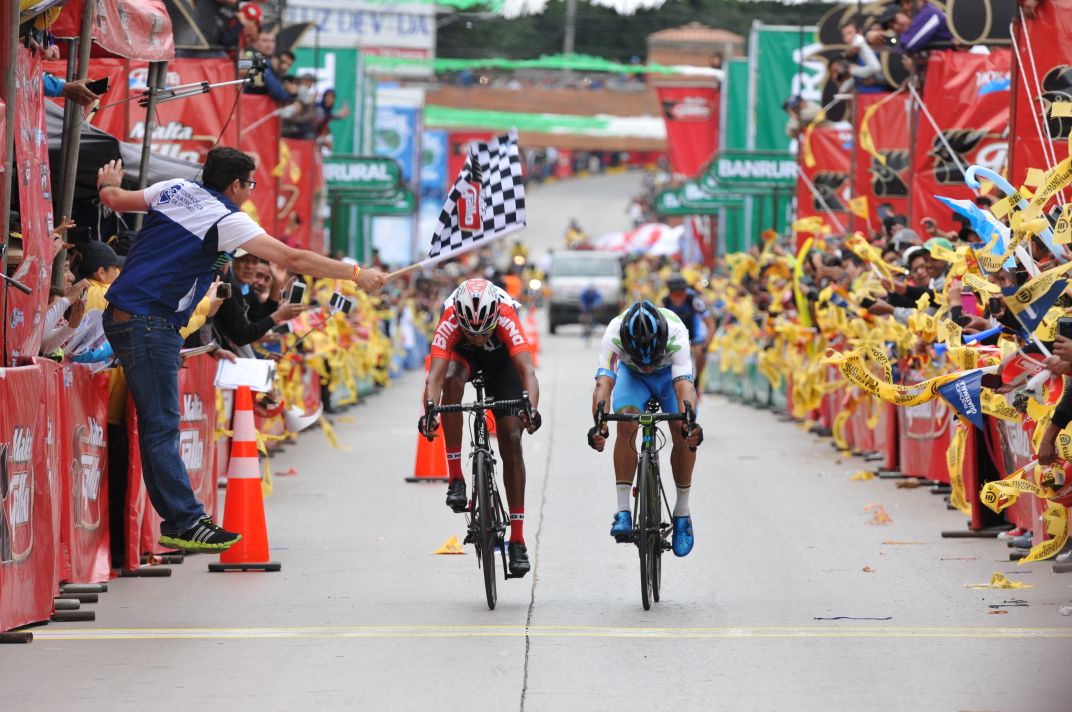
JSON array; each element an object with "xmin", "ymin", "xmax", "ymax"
[
  {"xmin": 594, "ymin": 397, "xmax": 696, "ymax": 610},
  {"xmin": 423, "ymin": 373, "xmax": 532, "ymax": 610}
]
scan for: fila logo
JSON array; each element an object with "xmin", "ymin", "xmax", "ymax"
[{"xmin": 179, "ymin": 429, "xmax": 204, "ymax": 472}]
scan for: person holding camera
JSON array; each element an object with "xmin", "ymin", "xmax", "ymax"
[{"xmin": 96, "ymin": 147, "xmax": 387, "ymax": 553}]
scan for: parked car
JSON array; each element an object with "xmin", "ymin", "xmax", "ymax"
[{"xmin": 547, "ymin": 250, "xmax": 622, "ymax": 334}]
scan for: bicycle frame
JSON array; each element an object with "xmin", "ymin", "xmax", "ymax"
[{"xmin": 424, "ymin": 373, "xmax": 531, "ymax": 609}]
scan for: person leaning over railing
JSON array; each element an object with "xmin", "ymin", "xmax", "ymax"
[{"xmin": 95, "ymin": 147, "xmax": 387, "ymax": 553}]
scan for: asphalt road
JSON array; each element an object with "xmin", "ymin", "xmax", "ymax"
[{"xmin": 4, "ymin": 175, "xmax": 1072, "ymax": 710}]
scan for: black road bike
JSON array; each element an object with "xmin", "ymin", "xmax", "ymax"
[
  {"xmin": 424, "ymin": 373, "xmax": 532, "ymax": 610},
  {"xmin": 594, "ymin": 398, "xmax": 696, "ymax": 610}
]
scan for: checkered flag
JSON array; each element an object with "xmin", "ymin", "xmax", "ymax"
[{"xmin": 427, "ymin": 130, "xmax": 526, "ymax": 263}]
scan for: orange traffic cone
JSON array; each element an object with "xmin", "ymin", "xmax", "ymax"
[
  {"xmin": 408, "ymin": 356, "xmax": 449, "ymax": 482},
  {"xmin": 208, "ymin": 385, "xmax": 281, "ymax": 572},
  {"xmin": 526, "ymin": 309, "xmax": 540, "ymax": 367}
]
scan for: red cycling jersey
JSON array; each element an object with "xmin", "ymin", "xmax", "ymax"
[{"xmin": 430, "ymin": 301, "xmax": 532, "ymax": 360}]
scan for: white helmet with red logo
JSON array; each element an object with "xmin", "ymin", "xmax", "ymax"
[{"xmin": 453, "ymin": 278, "xmax": 501, "ymax": 334}]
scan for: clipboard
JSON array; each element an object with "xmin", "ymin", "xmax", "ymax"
[{"xmin": 213, "ymin": 358, "xmax": 276, "ymax": 392}]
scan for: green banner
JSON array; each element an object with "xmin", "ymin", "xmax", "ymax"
[
  {"xmin": 334, "ymin": 188, "xmax": 416, "ymax": 216},
  {"xmin": 724, "ymin": 58, "xmax": 749, "ymax": 152},
  {"xmin": 324, "ymin": 156, "xmax": 402, "ymax": 193},
  {"xmin": 751, "ymin": 26, "xmax": 818, "ymax": 153},
  {"xmin": 701, "ymin": 150, "xmax": 797, "ymax": 189},
  {"xmin": 364, "ymin": 52, "xmax": 723, "ymax": 76},
  {"xmin": 295, "ymin": 47, "xmax": 359, "ymax": 155},
  {"xmin": 655, "ymin": 181, "xmax": 744, "ymax": 216}
]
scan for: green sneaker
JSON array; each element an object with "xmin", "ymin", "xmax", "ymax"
[{"xmin": 159, "ymin": 517, "xmax": 241, "ymax": 552}]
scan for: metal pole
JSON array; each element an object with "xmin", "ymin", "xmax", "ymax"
[
  {"xmin": 563, "ymin": 0, "xmax": 577, "ymax": 82},
  {"xmin": 53, "ymin": 1, "xmax": 95, "ymax": 286},
  {"xmin": 134, "ymin": 61, "xmax": 168, "ymax": 230},
  {"xmin": 1, "ymin": 0, "xmax": 21, "ymax": 366}
]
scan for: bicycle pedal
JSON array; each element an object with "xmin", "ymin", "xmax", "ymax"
[
  {"xmin": 662, "ymin": 541, "xmax": 672, "ymax": 551},
  {"xmin": 463, "ymin": 532, "xmax": 475, "ymax": 545},
  {"xmin": 613, "ymin": 533, "xmax": 635, "ymax": 544}
]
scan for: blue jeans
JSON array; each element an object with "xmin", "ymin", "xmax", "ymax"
[{"xmin": 103, "ymin": 311, "xmax": 206, "ymax": 535}]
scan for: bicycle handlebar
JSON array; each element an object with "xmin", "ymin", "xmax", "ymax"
[
  {"xmin": 427, "ymin": 395, "xmax": 530, "ymax": 415},
  {"xmin": 594, "ymin": 400, "xmax": 698, "ymax": 451}
]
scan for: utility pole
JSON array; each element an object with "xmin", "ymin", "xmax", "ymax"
[{"xmin": 563, "ymin": 0, "xmax": 577, "ymax": 82}]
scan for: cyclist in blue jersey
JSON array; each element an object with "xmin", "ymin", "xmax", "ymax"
[
  {"xmin": 578, "ymin": 283, "xmax": 603, "ymax": 343},
  {"xmin": 662, "ymin": 273, "xmax": 716, "ymax": 395},
  {"xmin": 586, "ymin": 301, "xmax": 704, "ymax": 557}
]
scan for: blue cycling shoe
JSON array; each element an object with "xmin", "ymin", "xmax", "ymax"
[
  {"xmin": 610, "ymin": 510, "xmax": 633, "ymax": 542},
  {"xmin": 672, "ymin": 516, "xmax": 694, "ymax": 557}
]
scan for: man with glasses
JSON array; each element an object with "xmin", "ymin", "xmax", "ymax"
[
  {"xmin": 420, "ymin": 278, "xmax": 542, "ymax": 577},
  {"xmin": 96, "ymin": 146, "xmax": 386, "ymax": 553}
]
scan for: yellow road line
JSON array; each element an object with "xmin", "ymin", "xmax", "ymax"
[{"xmin": 30, "ymin": 625, "xmax": 1072, "ymax": 641}]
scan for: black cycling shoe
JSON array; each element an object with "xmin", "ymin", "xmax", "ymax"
[
  {"xmin": 446, "ymin": 479, "xmax": 468, "ymax": 512},
  {"xmin": 507, "ymin": 541, "xmax": 531, "ymax": 577}
]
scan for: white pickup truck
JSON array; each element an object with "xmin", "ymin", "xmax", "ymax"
[{"xmin": 546, "ymin": 250, "xmax": 623, "ymax": 334}]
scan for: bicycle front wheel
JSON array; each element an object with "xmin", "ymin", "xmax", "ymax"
[
  {"xmin": 650, "ymin": 459, "xmax": 663, "ymax": 603},
  {"xmin": 636, "ymin": 454, "xmax": 654, "ymax": 611},
  {"xmin": 474, "ymin": 454, "xmax": 498, "ymax": 610}
]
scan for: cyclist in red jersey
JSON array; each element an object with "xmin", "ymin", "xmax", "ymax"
[{"xmin": 421, "ymin": 278, "xmax": 542, "ymax": 577}]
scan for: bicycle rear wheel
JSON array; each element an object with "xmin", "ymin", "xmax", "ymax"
[
  {"xmin": 636, "ymin": 454, "xmax": 654, "ymax": 610},
  {"xmin": 474, "ymin": 454, "xmax": 498, "ymax": 610}
]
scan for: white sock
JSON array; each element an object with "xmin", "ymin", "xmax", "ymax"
[
  {"xmin": 673, "ymin": 486, "xmax": 691, "ymax": 517},
  {"xmin": 616, "ymin": 483, "xmax": 632, "ymax": 513}
]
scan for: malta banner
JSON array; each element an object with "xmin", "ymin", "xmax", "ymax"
[
  {"xmin": 7, "ymin": 48, "xmax": 52, "ymax": 365},
  {"xmin": 61, "ymin": 365, "xmax": 111, "ymax": 584},
  {"xmin": 912, "ymin": 49, "xmax": 1011, "ymax": 233},
  {"xmin": 796, "ymin": 124, "xmax": 852, "ymax": 234},
  {"xmin": 0, "ymin": 365, "xmax": 55, "ymax": 631},
  {"xmin": 853, "ymin": 91, "xmax": 911, "ymax": 232},
  {"xmin": 127, "ymin": 59, "xmax": 239, "ymax": 164},
  {"xmin": 1008, "ymin": 0, "xmax": 1072, "ymax": 189},
  {"xmin": 655, "ymin": 86, "xmax": 720, "ymax": 178},
  {"xmin": 239, "ymin": 94, "xmax": 281, "ymax": 236}
]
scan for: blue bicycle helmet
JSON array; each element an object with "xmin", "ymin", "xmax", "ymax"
[{"xmin": 619, "ymin": 300, "xmax": 668, "ymax": 366}]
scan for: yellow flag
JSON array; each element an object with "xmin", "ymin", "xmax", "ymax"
[{"xmin": 848, "ymin": 195, "xmax": 869, "ymax": 220}]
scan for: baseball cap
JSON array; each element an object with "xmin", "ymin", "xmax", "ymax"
[
  {"xmin": 925, "ymin": 236, "xmax": 954, "ymax": 254},
  {"xmin": 76, "ymin": 240, "xmax": 124, "ymax": 279}
]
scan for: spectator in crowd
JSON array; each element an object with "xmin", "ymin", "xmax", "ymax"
[
  {"xmin": 783, "ymin": 95, "xmax": 823, "ymax": 140},
  {"xmin": 95, "ymin": 148, "xmax": 387, "ymax": 552},
  {"xmin": 315, "ymin": 89, "xmax": 350, "ymax": 142},
  {"xmin": 839, "ymin": 20, "xmax": 885, "ymax": 93},
  {"xmin": 214, "ymin": 250, "xmax": 304, "ymax": 357},
  {"xmin": 42, "ymin": 73, "xmax": 100, "ymax": 105}
]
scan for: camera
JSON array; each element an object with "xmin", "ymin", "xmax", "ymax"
[
  {"xmin": 237, "ymin": 54, "xmax": 267, "ymax": 76},
  {"xmin": 1058, "ymin": 316, "xmax": 1072, "ymax": 341},
  {"xmin": 288, "ymin": 281, "xmax": 306, "ymax": 304},
  {"xmin": 86, "ymin": 77, "xmax": 110, "ymax": 96},
  {"xmin": 216, "ymin": 282, "xmax": 232, "ymax": 300},
  {"xmin": 329, "ymin": 292, "xmax": 354, "ymax": 315}
]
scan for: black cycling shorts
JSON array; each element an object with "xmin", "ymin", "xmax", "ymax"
[{"xmin": 449, "ymin": 346, "xmax": 524, "ymax": 416}]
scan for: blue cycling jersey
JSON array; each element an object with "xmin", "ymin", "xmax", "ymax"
[{"xmin": 662, "ymin": 289, "xmax": 709, "ymax": 343}]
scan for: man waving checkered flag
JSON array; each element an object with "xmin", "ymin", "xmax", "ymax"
[{"xmin": 427, "ymin": 130, "xmax": 526, "ymax": 263}]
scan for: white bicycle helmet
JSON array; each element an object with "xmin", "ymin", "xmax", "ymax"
[{"xmin": 453, "ymin": 278, "xmax": 502, "ymax": 334}]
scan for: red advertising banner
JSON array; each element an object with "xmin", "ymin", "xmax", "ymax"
[
  {"xmin": 33, "ymin": 358, "xmax": 64, "ymax": 590},
  {"xmin": 50, "ymin": 0, "xmax": 175, "ymax": 62},
  {"xmin": 1008, "ymin": 0, "xmax": 1072, "ymax": 190},
  {"xmin": 911, "ymin": 49, "xmax": 1011, "ymax": 233},
  {"xmin": 0, "ymin": 365, "xmax": 56, "ymax": 631},
  {"xmin": 127, "ymin": 355, "xmax": 219, "ymax": 562},
  {"xmin": 897, "ymin": 393, "xmax": 953, "ymax": 483},
  {"xmin": 239, "ymin": 94, "xmax": 281, "ymax": 237},
  {"xmin": 279, "ymin": 138, "xmax": 326, "ymax": 254},
  {"xmin": 854, "ymin": 92, "xmax": 911, "ymax": 232},
  {"xmin": 796, "ymin": 124, "xmax": 852, "ymax": 233},
  {"xmin": 60, "ymin": 365, "xmax": 111, "ymax": 583},
  {"xmin": 655, "ymin": 86, "xmax": 720, "ymax": 178},
  {"xmin": 127, "ymin": 59, "xmax": 239, "ymax": 164},
  {"xmin": 7, "ymin": 48, "xmax": 53, "ymax": 365},
  {"xmin": 42, "ymin": 57, "xmax": 131, "ymax": 138}
]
